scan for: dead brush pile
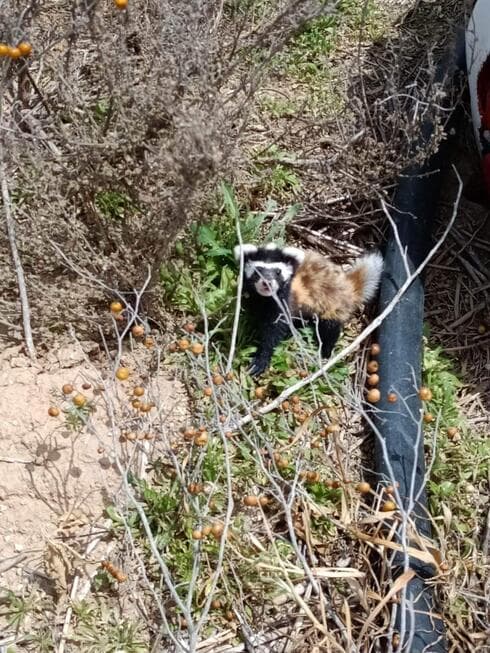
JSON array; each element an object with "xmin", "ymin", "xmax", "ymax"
[{"xmin": 0, "ymin": 0, "xmax": 330, "ymax": 348}]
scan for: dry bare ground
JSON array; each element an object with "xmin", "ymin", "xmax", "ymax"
[{"xmin": 0, "ymin": 0, "xmax": 489, "ymax": 652}]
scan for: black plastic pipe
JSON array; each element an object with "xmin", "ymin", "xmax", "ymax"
[{"xmin": 374, "ymin": 39, "xmax": 465, "ymax": 653}]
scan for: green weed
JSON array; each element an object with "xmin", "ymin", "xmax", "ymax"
[
  {"xmin": 422, "ymin": 341, "xmax": 490, "ymax": 551},
  {"xmin": 93, "ymin": 98, "xmax": 111, "ymax": 122},
  {"xmin": 161, "ymin": 182, "xmax": 298, "ymax": 320},
  {"xmin": 94, "ymin": 190, "xmax": 137, "ymax": 221},
  {"xmin": 72, "ymin": 601, "xmax": 147, "ymax": 653},
  {"xmin": 259, "ymin": 96, "xmax": 298, "ymax": 119},
  {"xmin": 0, "ymin": 590, "xmax": 39, "ymax": 631}
]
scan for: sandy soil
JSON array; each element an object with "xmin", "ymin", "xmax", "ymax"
[{"xmin": 0, "ymin": 341, "xmax": 188, "ymax": 597}]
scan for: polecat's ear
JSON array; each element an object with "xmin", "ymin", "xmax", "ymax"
[
  {"xmin": 282, "ymin": 246, "xmax": 305, "ymax": 265},
  {"xmin": 234, "ymin": 244, "xmax": 258, "ymax": 261}
]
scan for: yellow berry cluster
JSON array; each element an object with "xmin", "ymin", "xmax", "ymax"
[{"xmin": 0, "ymin": 42, "xmax": 32, "ymax": 59}]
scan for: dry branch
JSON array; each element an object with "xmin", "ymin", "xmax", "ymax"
[{"xmin": 0, "ymin": 159, "xmax": 36, "ymax": 361}]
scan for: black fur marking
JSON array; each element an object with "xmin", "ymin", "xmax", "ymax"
[
  {"xmin": 316, "ymin": 319, "xmax": 342, "ymax": 358},
  {"xmin": 244, "ymin": 247, "xmax": 302, "ymax": 266}
]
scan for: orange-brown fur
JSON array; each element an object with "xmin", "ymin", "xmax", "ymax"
[{"xmin": 290, "ymin": 252, "xmax": 364, "ymax": 322}]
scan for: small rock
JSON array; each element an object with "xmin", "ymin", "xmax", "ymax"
[
  {"xmin": 10, "ymin": 357, "xmax": 30, "ymax": 369},
  {"xmin": 57, "ymin": 347, "xmax": 85, "ymax": 368},
  {"xmin": 14, "ymin": 543, "xmax": 24, "ymax": 552}
]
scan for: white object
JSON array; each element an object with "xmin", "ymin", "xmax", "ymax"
[{"xmin": 466, "ymin": 0, "xmax": 490, "ymax": 151}]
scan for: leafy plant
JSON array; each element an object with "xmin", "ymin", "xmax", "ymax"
[
  {"xmin": 160, "ymin": 182, "xmax": 298, "ymax": 321},
  {"xmin": 72, "ymin": 600, "xmax": 147, "ymax": 653},
  {"xmin": 422, "ymin": 341, "xmax": 462, "ymax": 430},
  {"xmin": 422, "ymin": 341, "xmax": 490, "ymax": 551},
  {"xmin": 94, "ymin": 190, "xmax": 137, "ymax": 221}
]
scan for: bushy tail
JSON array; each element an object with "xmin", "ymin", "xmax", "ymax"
[{"xmin": 347, "ymin": 251, "xmax": 383, "ymax": 304}]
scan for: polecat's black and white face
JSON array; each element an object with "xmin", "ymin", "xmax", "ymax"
[{"xmin": 234, "ymin": 243, "xmax": 305, "ymax": 298}]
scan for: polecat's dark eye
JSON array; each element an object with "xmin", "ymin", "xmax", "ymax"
[{"xmin": 275, "ymin": 269, "xmax": 282, "ymax": 278}]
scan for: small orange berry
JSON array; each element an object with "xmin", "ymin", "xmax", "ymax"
[
  {"xmin": 367, "ymin": 388, "xmax": 381, "ymax": 403},
  {"xmin": 18, "ymin": 42, "xmax": 32, "ymax": 56},
  {"xmin": 367, "ymin": 373, "xmax": 380, "ymax": 386},
  {"xmin": 203, "ymin": 387, "xmax": 212, "ymax": 397},
  {"xmin": 183, "ymin": 323, "xmax": 195, "ymax": 333},
  {"xmin": 190, "ymin": 342, "xmax": 204, "ymax": 355},
  {"xmin": 446, "ymin": 426, "xmax": 458, "ymax": 439},
  {"xmin": 133, "ymin": 386, "xmax": 145, "ymax": 397},
  {"xmin": 144, "ymin": 336, "xmax": 155, "ymax": 348},
  {"xmin": 0, "ymin": 44, "xmax": 9, "ymax": 56},
  {"xmin": 423, "ymin": 413, "xmax": 434, "ymax": 423},
  {"xmin": 306, "ymin": 471, "xmax": 320, "ymax": 483},
  {"xmin": 367, "ymin": 360, "xmax": 379, "ymax": 373},
  {"xmin": 73, "ymin": 393, "xmax": 87, "ymax": 408},
  {"xmin": 202, "ymin": 525, "xmax": 212, "ymax": 536},
  {"xmin": 212, "ymin": 374, "xmax": 224, "ymax": 386},
  {"xmin": 48, "ymin": 406, "xmax": 60, "ymax": 417},
  {"xmin": 62, "ymin": 383, "xmax": 74, "ymax": 395},
  {"xmin": 243, "ymin": 495, "xmax": 260, "ymax": 507},
  {"xmin": 192, "ymin": 529, "xmax": 203, "ymax": 540},
  {"xmin": 139, "ymin": 402, "xmax": 152, "ymax": 413},
  {"xmin": 382, "ymin": 500, "xmax": 397, "ymax": 512},
  {"xmin": 418, "ymin": 386, "xmax": 433, "ymax": 401},
  {"xmin": 387, "ymin": 392, "xmax": 398, "ymax": 403},
  {"xmin": 356, "ymin": 481, "xmax": 371, "ymax": 494},
  {"xmin": 114, "ymin": 0, "xmax": 128, "ymax": 8},
  {"xmin": 8, "ymin": 47, "xmax": 22, "ymax": 59},
  {"xmin": 131, "ymin": 324, "xmax": 145, "ymax": 337},
  {"xmin": 110, "ymin": 301, "xmax": 123, "ymax": 313},
  {"xmin": 116, "ymin": 367, "xmax": 130, "ymax": 381},
  {"xmin": 131, "ymin": 399, "xmax": 141, "ymax": 409},
  {"xmin": 254, "ymin": 386, "xmax": 267, "ymax": 400},
  {"xmin": 194, "ymin": 432, "xmax": 208, "ymax": 446},
  {"xmin": 370, "ymin": 343, "xmax": 381, "ymax": 356}
]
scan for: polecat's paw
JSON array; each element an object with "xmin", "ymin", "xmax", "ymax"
[{"xmin": 248, "ymin": 355, "xmax": 269, "ymax": 376}]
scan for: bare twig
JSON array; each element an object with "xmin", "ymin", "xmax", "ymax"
[{"xmin": 0, "ymin": 159, "xmax": 36, "ymax": 361}]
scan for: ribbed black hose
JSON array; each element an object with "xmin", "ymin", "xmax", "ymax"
[{"xmin": 374, "ymin": 36, "xmax": 465, "ymax": 653}]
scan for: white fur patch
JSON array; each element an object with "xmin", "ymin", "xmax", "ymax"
[
  {"xmin": 244, "ymin": 260, "xmax": 294, "ymax": 281},
  {"xmin": 352, "ymin": 251, "xmax": 383, "ymax": 302},
  {"xmin": 255, "ymin": 279, "xmax": 279, "ymax": 296},
  {"xmin": 264, "ymin": 243, "xmax": 278, "ymax": 250},
  {"xmin": 282, "ymin": 246, "xmax": 305, "ymax": 264},
  {"xmin": 234, "ymin": 244, "xmax": 258, "ymax": 261}
]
